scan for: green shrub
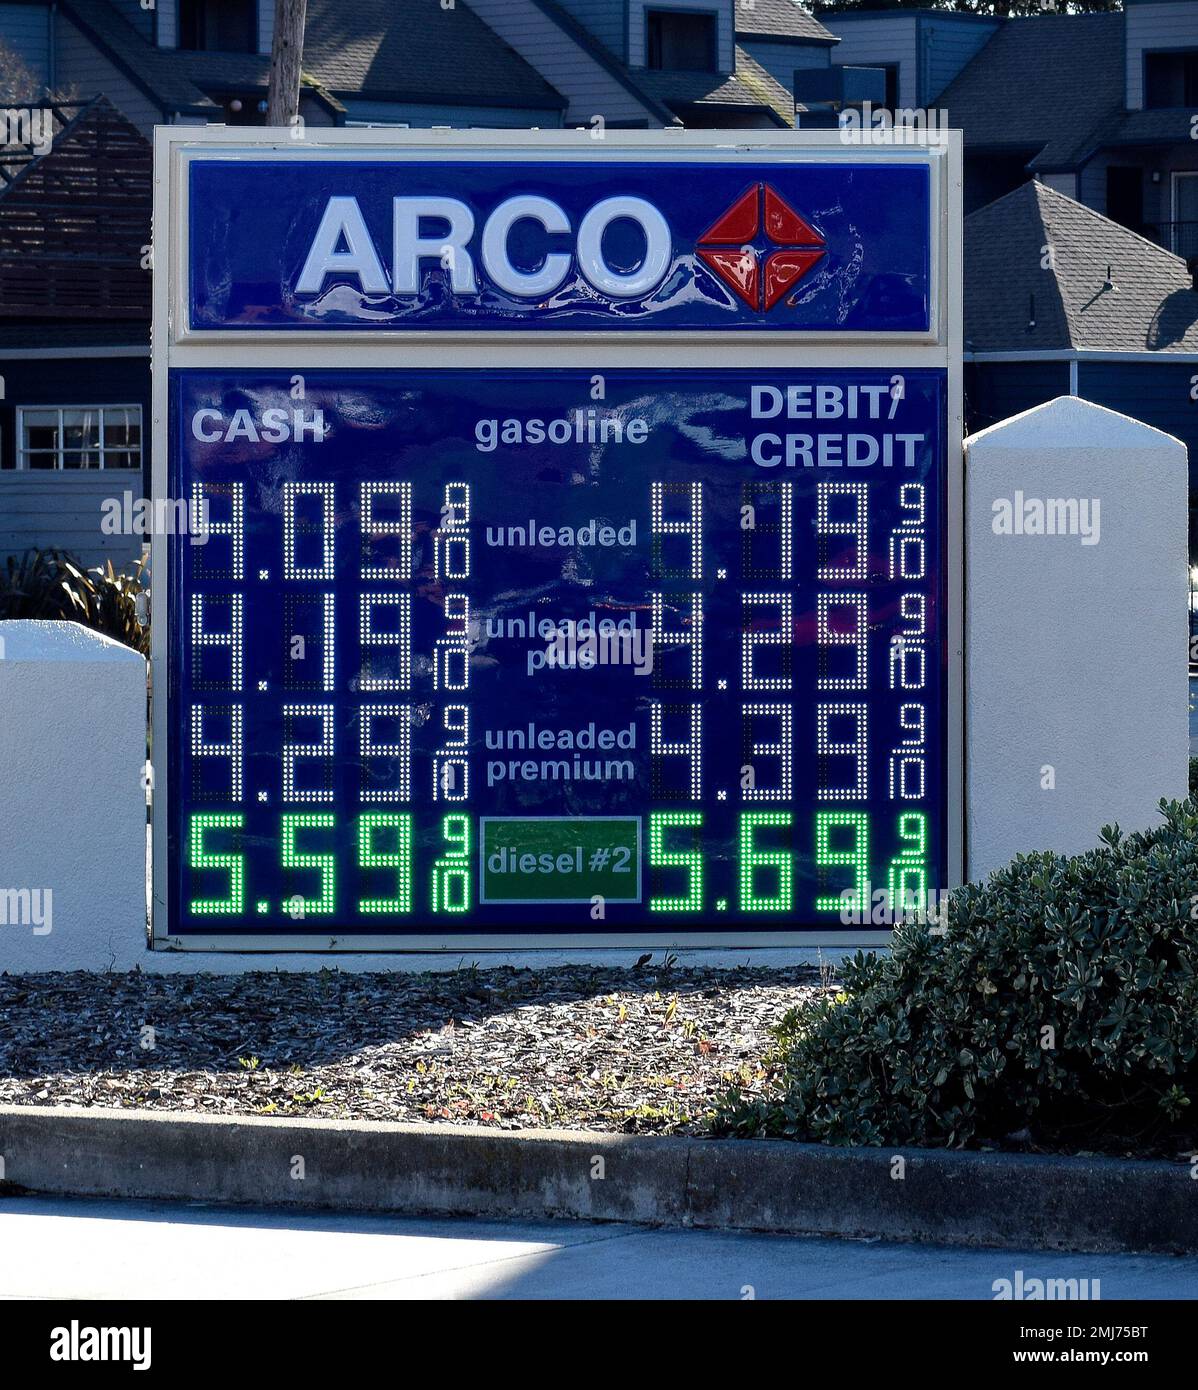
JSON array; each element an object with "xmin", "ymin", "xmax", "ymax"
[
  {"xmin": 713, "ymin": 799, "xmax": 1198, "ymax": 1154},
  {"xmin": 0, "ymin": 548, "xmax": 148, "ymax": 656}
]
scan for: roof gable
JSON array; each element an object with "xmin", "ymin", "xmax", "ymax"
[
  {"xmin": 965, "ymin": 181, "xmax": 1198, "ymax": 355},
  {"xmin": 939, "ymin": 14, "xmax": 1123, "ymax": 171}
]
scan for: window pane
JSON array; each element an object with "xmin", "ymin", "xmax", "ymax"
[
  {"xmin": 104, "ymin": 410, "xmax": 141, "ymax": 447},
  {"xmin": 23, "ymin": 451, "xmax": 58, "ymax": 470},
  {"xmin": 22, "ymin": 412, "xmax": 59, "ymax": 451},
  {"xmin": 648, "ymin": 12, "xmax": 715, "ymax": 72},
  {"xmin": 61, "ymin": 450, "xmax": 100, "ymax": 470},
  {"xmin": 103, "ymin": 451, "xmax": 139, "ymax": 470},
  {"xmin": 63, "ymin": 411, "xmax": 102, "ymax": 451}
]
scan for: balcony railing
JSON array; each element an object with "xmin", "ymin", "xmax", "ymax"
[{"xmin": 1143, "ymin": 220, "xmax": 1198, "ymax": 261}]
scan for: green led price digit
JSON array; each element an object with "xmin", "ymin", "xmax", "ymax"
[
  {"xmin": 357, "ymin": 812, "xmax": 413, "ymax": 915},
  {"xmin": 738, "ymin": 811, "xmax": 793, "ymax": 912},
  {"xmin": 188, "ymin": 812, "xmax": 245, "ymax": 916},
  {"xmin": 887, "ymin": 810, "xmax": 928, "ymax": 917},
  {"xmin": 648, "ymin": 811, "xmax": 704, "ymax": 912},
  {"xmin": 432, "ymin": 813, "xmax": 471, "ymax": 914},
  {"xmin": 281, "ymin": 812, "xmax": 336, "ymax": 916},
  {"xmin": 815, "ymin": 811, "xmax": 870, "ymax": 914}
]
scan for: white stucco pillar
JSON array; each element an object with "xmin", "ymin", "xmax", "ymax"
[
  {"xmin": 965, "ymin": 396, "xmax": 1188, "ymax": 881},
  {"xmin": 0, "ymin": 620, "xmax": 147, "ymax": 971}
]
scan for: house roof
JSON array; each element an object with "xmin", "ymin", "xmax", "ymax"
[
  {"xmin": 48, "ymin": 0, "xmax": 810, "ymax": 130},
  {"xmin": 965, "ymin": 181, "xmax": 1198, "ymax": 355},
  {"xmin": 734, "ymin": 0, "xmax": 836, "ymax": 43},
  {"xmin": 633, "ymin": 46, "xmax": 794, "ymax": 124},
  {"xmin": 58, "ymin": 0, "xmax": 565, "ymax": 118},
  {"xmin": 1096, "ymin": 106, "xmax": 1198, "ymax": 154},
  {"xmin": 302, "ymin": 0, "xmax": 565, "ymax": 107},
  {"xmin": 938, "ymin": 13, "xmax": 1124, "ymax": 172}
]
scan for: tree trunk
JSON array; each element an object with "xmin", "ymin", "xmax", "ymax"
[{"xmin": 266, "ymin": 0, "xmax": 307, "ymax": 127}]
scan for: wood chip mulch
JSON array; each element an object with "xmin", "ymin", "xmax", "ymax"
[{"xmin": 0, "ymin": 963, "xmax": 829, "ymax": 1134}]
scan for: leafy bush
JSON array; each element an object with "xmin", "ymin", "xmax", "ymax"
[
  {"xmin": 713, "ymin": 799, "xmax": 1198, "ymax": 1154},
  {"xmin": 0, "ymin": 548, "xmax": 149, "ymax": 656}
]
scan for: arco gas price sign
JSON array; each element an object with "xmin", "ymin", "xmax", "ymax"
[{"xmin": 151, "ymin": 129, "xmax": 963, "ymax": 951}]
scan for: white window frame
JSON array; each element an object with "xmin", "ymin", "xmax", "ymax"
[{"xmin": 16, "ymin": 403, "xmax": 143, "ymax": 471}]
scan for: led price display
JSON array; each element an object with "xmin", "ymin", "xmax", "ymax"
[{"xmin": 167, "ymin": 367, "xmax": 947, "ymax": 937}]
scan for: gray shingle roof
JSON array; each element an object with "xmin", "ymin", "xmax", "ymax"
[
  {"xmin": 633, "ymin": 46, "xmax": 794, "ymax": 124},
  {"xmin": 60, "ymin": 0, "xmax": 564, "ymax": 116},
  {"xmin": 303, "ymin": 0, "xmax": 564, "ymax": 106},
  {"xmin": 734, "ymin": 0, "xmax": 835, "ymax": 42},
  {"xmin": 939, "ymin": 14, "xmax": 1123, "ymax": 171},
  {"xmin": 1101, "ymin": 107, "xmax": 1198, "ymax": 152},
  {"xmin": 965, "ymin": 180, "xmax": 1198, "ymax": 355}
]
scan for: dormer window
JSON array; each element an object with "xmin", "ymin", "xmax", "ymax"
[
  {"xmin": 1144, "ymin": 50, "xmax": 1198, "ymax": 109},
  {"xmin": 647, "ymin": 10, "xmax": 717, "ymax": 73},
  {"xmin": 179, "ymin": 0, "xmax": 257, "ymax": 54}
]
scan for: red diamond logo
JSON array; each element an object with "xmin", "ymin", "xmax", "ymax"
[{"xmin": 696, "ymin": 184, "xmax": 825, "ymax": 313}]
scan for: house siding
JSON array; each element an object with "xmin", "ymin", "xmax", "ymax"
[
  {"xmin": 969, "ymin": 358, "xmax": 1198, "ymax": 553},
  {"xmin": 920, "ymin": 16, "xmax": 1001, "ymax": 105},
  {"xmin": 0, "ymin": 471, "xmax": 145, "ymax": 569},
  {"xmin": 298, "ymin": 94, "xmax": 336, "ymax": 127},
  {"xmin": 0, "ymin": 352, "xmax": 150, "ymax": 568},
  {"xmin": 158, "ymin": 0, "xmax": 177, "ymax": 48},
  {"xmin": 54, "ymin": 15, "xmax": 162, "ymax": 132},
  {"xmin": 964, "ymin": 360, "xmax": 1070, "ymax": 436},
  {"xmin": 739, "ymin": 37, "xmax": 830, "ymax": 96},
  {"xmin": 1079, "ymin": 151, "xmax": 1117, "ymax": 217},
  {"xmin": 1080, "ymin": 357, "xmax": 1198, "ymax": 555},
  {"xmin": 1076, "ymin": 147, "xmax": 1198, "ymax": 237},
  {"xmin": 819, "ymin": 15, "xmax": 919, "ymax": 109},
  {"xmin": 1125, "ymin": 0, "xmax": 1198, "ymax": 109},
  {"xmin": 1039, "ymin": 171, "xmax": 1079, "ymax": 201},
  {"xmin": 0, "ymin": 353, "xmax": 151, "ymax": 483},
  {"xmin": 1079, "ymin": 359, "xmax": 1197, "ymax": 487},
  {"xmin": 0, "ymin": 2, "xmax": 52, "ymax": 88},
  {"xmin": 104, "ymin": 0, "xmax": 155, "ymax": 42},
  {"xmin": 550, "ymin": 0, "xmax": 627, "ymax": 61},
  {"xmin": 467, "ymin": 0, "xmax": 660, "ymax": 125}
]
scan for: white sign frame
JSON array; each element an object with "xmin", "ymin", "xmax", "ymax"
[{"xmin": 150, "ymin": 126, "xmax": 963, "ymax": 953}]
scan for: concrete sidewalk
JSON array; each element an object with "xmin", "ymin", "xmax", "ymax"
[{"xmin": 1, "ymin": 1195, "xmax": 1196, "ymax": 1300}]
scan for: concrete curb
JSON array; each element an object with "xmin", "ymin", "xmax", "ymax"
[{"xmin": 1, "ymin": 1104, "xmax": 1195, "ymax": 1254}]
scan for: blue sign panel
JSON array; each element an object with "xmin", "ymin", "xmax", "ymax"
[
  {"xmin": 188, "ymin": 160, "xmax": 932, "ymax": 334},
  {"xmin": 167, "ymin": 367, "xmax": 947, "ymax": 937}
]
